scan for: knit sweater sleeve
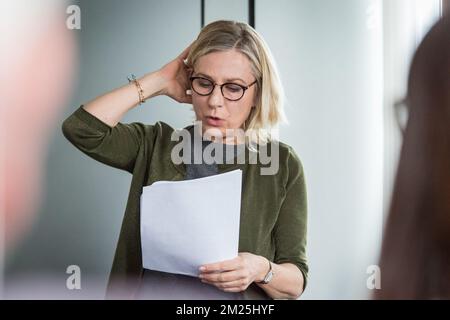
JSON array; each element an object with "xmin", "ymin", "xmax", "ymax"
[
  {"xmin": 273, "ymin": 146, "xmax": 309, "ymax": 290},
  {"xmin": 61, "ymin": 105, "xmax": 155, "ymax": 174}
]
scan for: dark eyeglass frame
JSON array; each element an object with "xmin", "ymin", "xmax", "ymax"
[
  {"xmin": 189, "ymin": 76, "xmax": 258, "ymax": 101},
  {"xmin": 394, "ymin": 97, "xmax": 410, "ymax": 135}
]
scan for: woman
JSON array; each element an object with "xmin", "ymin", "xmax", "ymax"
[
  {"xmin": 62, "ymin": 20, "xmax": 308, "ymax": 300},
  {"xmin": 375, "ymin": 16, "xmax": 450, "ymax": 299}
]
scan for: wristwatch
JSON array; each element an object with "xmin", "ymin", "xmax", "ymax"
[{"xmin": 259, "ymin": 259, "xmax": 274, "ymax": 284}]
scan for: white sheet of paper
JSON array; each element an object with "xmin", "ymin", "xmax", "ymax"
[{"xmin": 140, "ymin": 169, "xmax": 242, "ymax": 277}]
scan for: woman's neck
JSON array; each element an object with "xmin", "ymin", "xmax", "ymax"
[{"xmin": 197, "ymin": 126, "xmax": 246, "ymax": 145}]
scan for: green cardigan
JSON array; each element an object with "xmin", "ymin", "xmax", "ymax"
[{"xmin": 62, "ymin": 106, "xmax": 308, "ymax": 299}]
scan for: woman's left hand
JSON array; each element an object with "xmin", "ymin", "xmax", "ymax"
[{"xmin": 198, "ymin": 252, "xmax": 267, "ymax": 292}]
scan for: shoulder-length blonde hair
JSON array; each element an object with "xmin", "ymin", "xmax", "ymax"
[{"xmin": 186, "ymin": 20, "xmax": 287, "ymax": 145}]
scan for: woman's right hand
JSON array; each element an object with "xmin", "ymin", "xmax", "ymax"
[{"xmin": 157, "ymin": 43, "xmax": 194, "ymax": 104}]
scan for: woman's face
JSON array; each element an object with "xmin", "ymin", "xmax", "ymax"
[{"xmin": 191, "ymin": 49, "xmax": 257, "ymax": 142}]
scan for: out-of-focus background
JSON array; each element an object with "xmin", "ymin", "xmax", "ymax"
[{"xmin": 1, "ymin": 0, "xmax": 447, "ymax": 299}]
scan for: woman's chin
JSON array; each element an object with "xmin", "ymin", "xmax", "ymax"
[{"xmin": 201, "ymin": 121, "xmax": 224, "ymax": 132}]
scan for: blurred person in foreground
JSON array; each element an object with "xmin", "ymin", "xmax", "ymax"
[
  {"xmin": 0, "ymin": 0, "xmax": 76, "ymax": 252},
  {"xmin": 376, "ymin": 15, "xmax": 450, "ymax": 299}
]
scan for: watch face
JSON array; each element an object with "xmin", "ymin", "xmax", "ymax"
[{"xmin": 264, "ymin": 270, "xmax": 273, "ymax": 283}]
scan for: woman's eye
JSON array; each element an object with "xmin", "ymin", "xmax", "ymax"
[
  {"xmin": 199, "ymin": 81, "xmax": 212, "ymax": 87},
  {"xmin": 225, "ymin": 84, "xmax": 241, "ymax": 92}
]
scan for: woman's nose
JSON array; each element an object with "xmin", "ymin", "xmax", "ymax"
[{"xmin": 208, "ymin": 85, "xmax": 224, "ymax": 108}]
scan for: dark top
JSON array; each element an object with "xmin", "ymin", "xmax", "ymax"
[{"xmin": 136, "ymin": 126, "xmax": 254, "ymax": 299}]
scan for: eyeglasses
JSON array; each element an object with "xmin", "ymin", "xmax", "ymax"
[
  {"xmin": 189, "ymin": 75, "xmax": 257, "ymax": 101},
  {"xmin": 394, "ymin": 97, "xmax": 410, "ymax": 134}
]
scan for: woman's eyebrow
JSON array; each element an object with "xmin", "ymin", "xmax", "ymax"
[{"xmin": 195, "ymin": 72, "xmax": 246, "ymax": 83}]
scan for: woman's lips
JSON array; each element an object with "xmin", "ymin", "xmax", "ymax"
[{"xmin": 206, "ymin": 116, "xmax": 224, "ymax": 126}]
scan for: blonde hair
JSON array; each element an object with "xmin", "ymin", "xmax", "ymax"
[{"xmin": 186, "ymin": 20, "xmax": 287, "ymax": 145}]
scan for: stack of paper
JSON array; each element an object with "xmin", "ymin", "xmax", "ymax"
[{"xmin": 140, "ymin": 169, "xmax": 242, "ymax": 277}]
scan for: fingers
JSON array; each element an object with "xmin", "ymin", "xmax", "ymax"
[
  {"xmin": 199, "ymin": 270, "xmax": 246, "ymax": 283},
  {"xmin": 198, "ymin": 256, "xmax": 256, "ymax": 293},
  {"xmin": 200, "ymin": 276, "xmax": 251, "ymax": 292},
  {"xmin": 202, "ymin": 279, "xmax": 249, "ymax": 291},
  {"xmin": 178, "ymin": 41, "xmax": 195, "ymax": 60},
  {"xmin": 176, "ymin": 93, "xmax": 192, "ymax": 104},
  {"xmin": 176, "ymin": 88, "xmax": 192, "ymax": 104},
  {"xmin": 184, "ymin": 61, "xmax": 193, "ymax": 75},
  {"xmin": 200, "ymin": 257, "xmax": 241, "ymax": 273}
]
